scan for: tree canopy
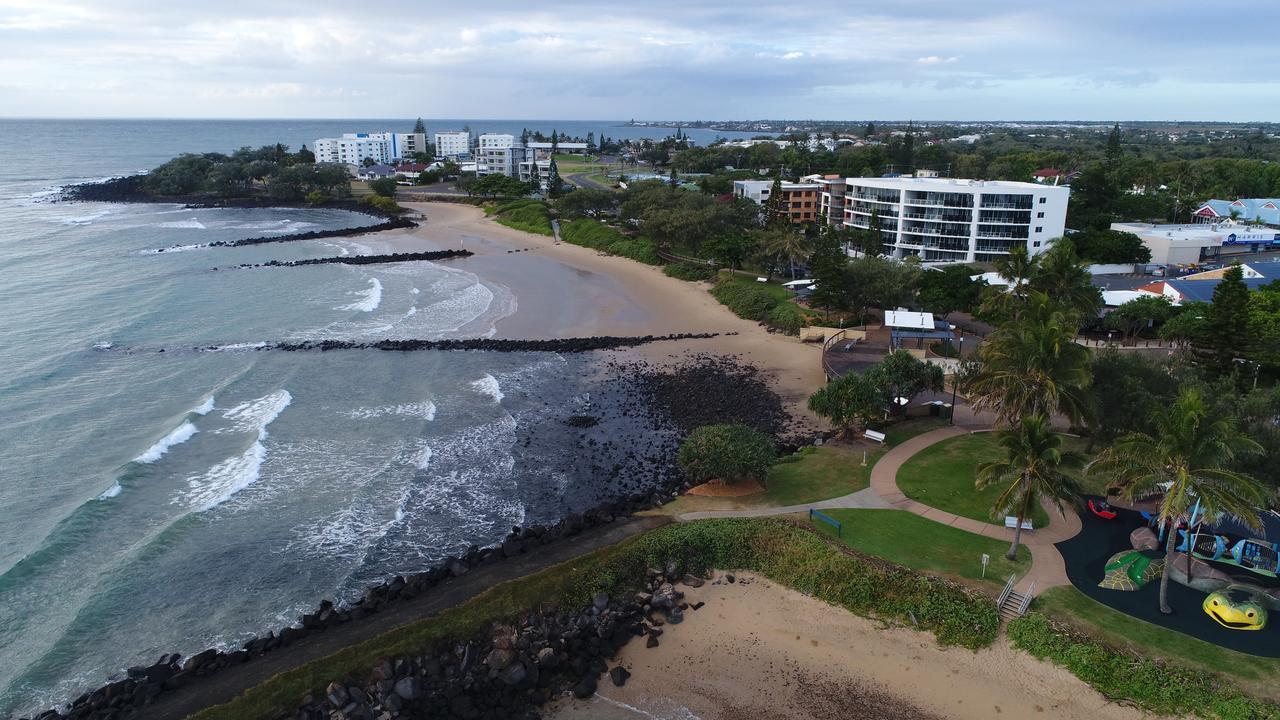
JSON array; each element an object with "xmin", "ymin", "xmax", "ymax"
[{"xmin": 676, "ymin": 424, "xmax": 777, "ymax": 485}]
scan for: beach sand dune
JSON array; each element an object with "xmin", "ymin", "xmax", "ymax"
[{"xmin": 548, "ymin": 572, "xmax": 1151, "ymax": 720}]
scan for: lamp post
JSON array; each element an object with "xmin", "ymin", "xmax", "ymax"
[{"xmin": 949, "ymin": 331, "xmax": 963, "ymax": 426}]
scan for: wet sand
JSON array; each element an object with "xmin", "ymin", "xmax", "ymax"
[
  {"xmin": 385, "ymin": 201, "xmax": 825, "ymax": 420},
  {"xmin": 547, "ymin": 572, "xmax": 1152, "ymax": 720}
]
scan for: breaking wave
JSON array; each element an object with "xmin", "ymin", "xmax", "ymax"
[
  {"xmin": 133, "ymin": 421, "xmax": 198, "ymax": 464},
  {"xmin": 338, "ymin": 278, "xmax": 382, "ymax": 313}
]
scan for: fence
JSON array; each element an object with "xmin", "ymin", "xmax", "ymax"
[{"xmin": 810, "ymin": 509, "xmax": 843, "ymax": 538}]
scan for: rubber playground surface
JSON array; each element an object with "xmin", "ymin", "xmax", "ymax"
[{"xmin": 1055, "ymin": 502, "xmax": 1280, "ymax": 657}]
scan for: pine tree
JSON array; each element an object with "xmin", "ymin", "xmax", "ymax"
[
  {"xmin": 808, "ymin": 224, "xmax": 850, "ymax": 314},
  {"xmin": 521, "ymin": 128, "xmax": 530, "ymax": 145},
  {"xmin": 1202, "ymin": 263, "xmax": 1251, "ymax": 374},
  {"xmin": 413, "ymin": 118, "xmax": 426, "ymax": 134},
  {"xmin": 861, "ymin": 209, "xmax": 884, "ymax": 257},
  {"xmin": 586, "ymin": 131, "xmax": 596, "ymax": 154},
  {"xmin": 762, "ymin": 177, "xmax": 789, "ymax": 226},
  {"xmin": 548, "ymin": 158, "xmax": 563, "ymax": 197},
  {"xmin": 1105, "ymin": 123, "xmax": 1123, "ymax": 169},
  {"xmin": 551, "ymin": 129, "xmax": 559, "ymax": 154},
  {"xmin": 864, "ymin": 121, "xmax": 876, "ymax": 138}
]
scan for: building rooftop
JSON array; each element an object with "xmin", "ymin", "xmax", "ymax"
[{"xmin": 843, "ymin": 176, "xmax": 1061, "ymax": 191}]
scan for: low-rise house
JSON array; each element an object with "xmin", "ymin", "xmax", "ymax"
[
  {"xmin": 1193, "ymin": 198, "xmax": 1280, "ymax": 226},
  {"xmin": 358, "ymin": 164, "xmax": 396, "ymax": 180}
]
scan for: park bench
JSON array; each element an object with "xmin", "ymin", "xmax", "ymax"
[
  {"xmin": 863, "ymin": 429, "xmax": 886, "ymax": 444},
  {"xmin": 1004, "ymin": 516, "xmax": 1034, "ymax": 531}
]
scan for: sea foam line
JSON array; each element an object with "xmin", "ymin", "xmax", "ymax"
[
  {"xmin": 338, "ymin": 278, "xmax": 383, "ymax": 313},
  {"xmin": 133, "ymin": 421, "xmax": 198, "ymax": 464},
  {"xmin": 469, "ymin": 374, "xmax": 503, "ymax": 403},
  {"xmin": 181, "ymin": 390, "xmax": 292, "ymax": 512}
]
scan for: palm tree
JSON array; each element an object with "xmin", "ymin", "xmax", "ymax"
[
  {"xmin": 979, "ymin": 246, "xmax": 1037, "ymax": 320},
  {"xmin": 961, "ymin": 291, "xmax": 1092, "ymax": 427},
  {"xmin": 1031, "ymin": 240, "xmax": 1103, "ymax": 320},
  {"xmin": 1086, "ymin": 386, "xmax": 1267, "ymax": 614},
  {"xmin": 759, "ymin": 225, "xmax": 812, "ymax": 279},
  {"xmin": 977, "ymin": 415, "xmax": 1085, "ymax": 560}
]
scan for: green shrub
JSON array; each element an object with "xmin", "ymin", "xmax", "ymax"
[
  {"xmin": 305, "ymin": 190, "xmax": 327, "ymax": 206},
  {"xmin": 193, "ymin": 519, "xmax": 998, "ymax": 720},
  {"xmin": 765, "ymin": 302, "xmax": 807, "ymax": 334},
  {"xmin": 358, "ymin": 194, "xmax": 403, "ymax": 214},
  {"xmin": 664, "ymin": 262, "xmax": 718, "ymax": 281},
  {"xmin": 710, "ymin": 279, "xmax": 778, "ymax": 321},
  {"xmin": 1009, "ymin": 612, "xmax": 1279, "ymax": 719},
  {"xmin": 558, "ymin": 220, "xmax": 661, "ymax": 265},
  {"xmin": 368, "ymin": 177, "xmax": 399, "ymax": 198},
  {"xmin": 493, "ymin": 199, "xmax": 553, "ymax": 236},
  {"xmin": 677, "ymin": 424, "xmax": 776, "ymax": 484}
]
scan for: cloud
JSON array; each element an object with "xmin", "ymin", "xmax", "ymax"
[{"xmin": 0, "ymin": 0, "xmax": 1278, "ymax": 119}]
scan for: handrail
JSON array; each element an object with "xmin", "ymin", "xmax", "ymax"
[
  {"xmin": 821, "ymin": 328, "xmax": 851, "ymax": 380},
  {"xmin": 1018, "ymin": 581, "xmax": 1036, "ymax": 615},
  {"xmin": 997, "ymin": 574, "xmax": 1016, "ymax": 608}
]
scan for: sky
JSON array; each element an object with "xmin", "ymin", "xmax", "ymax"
[{"xmin": 1, "ymin": 0, "xmax": 1277, "ymax": 122}]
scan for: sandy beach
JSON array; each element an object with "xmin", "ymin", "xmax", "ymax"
[
  {"xmin": 379, "ymin": 201, "xmax": 825, "ymax": 419},
  {"xmin": 547, "ymin": 572, "xmax": 1151, "ymax": 720}
]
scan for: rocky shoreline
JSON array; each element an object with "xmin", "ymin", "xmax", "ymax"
[
  {"xmin": 229, "ymin": 249, "xmax": 473, "ymax": 270},
  {"xmin": 178, "ymin": 333, "xmax": 727, "ymax": 355},
  {"xmin": 12, "ymin": 357, "xmax": 808, "ymax": 720}
]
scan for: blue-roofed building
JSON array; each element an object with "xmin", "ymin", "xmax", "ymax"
[
  {"xmin": 1141, "ymin": 261, "xmax": 1280, "ymax": 304},
  {"xmin": 1194, "ymin": 198, "xmax": 1280, "ymax": 226}
]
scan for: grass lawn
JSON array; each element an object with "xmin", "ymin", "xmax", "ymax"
[
  {"xmin": 1035, "ymin": 585, "xmax": 1280, "ymax": 703},
  {"xmin": 812, "ymin": 508, "xmax": 1030, "ymax": 588},
  {"xmin": 656, "ymin": 443, "xmax": 882, "ymax": 516},
  {"xmin": 882, "ymin": 417, "xmax": 950, "ymax": 446},
  {"xmin": 550, "ymin": 153, "xmax": 602, "ymax": 173},
  {"xmin": 897, "ymin": 433, "xmax": 1052, "ymax": 528}
]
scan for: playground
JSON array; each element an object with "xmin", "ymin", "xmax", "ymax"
[{"xmin": 1056, "ymin": 500, "xmax": 1280, "ymax": 657}]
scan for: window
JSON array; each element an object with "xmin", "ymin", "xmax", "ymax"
[
  {"xmin": 1035, "ymin": 226, "xmax": 1043, "ymax": 233},
  {"xmin": 1036, "ymin": 211, "xmax": 1044, "ymax": 218},
  {"xmin": 1033, "ymin": 241, "xmax": 1042, "ymax": 248},
  {"xmin": 1038, "ymin": 197, "xmax": 1046, "ymax": 204}
]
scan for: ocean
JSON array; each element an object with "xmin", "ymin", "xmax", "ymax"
[{"xmin": 0, "ymin": 119, "xmax": 732, "ymax": 716}]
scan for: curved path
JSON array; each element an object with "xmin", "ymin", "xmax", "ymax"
[{"xmin": 676, "ymin": 426, "xmax": 1081, "ymax": 595}]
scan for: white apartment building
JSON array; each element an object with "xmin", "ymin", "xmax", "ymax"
[
  {"xmin": 818, "ymin": 177, "xmax": 1069, "ymax": 263},
  {"xmin": 435, "ymin": 131, "xmax": 471, "ymax": 159},
  {"xmin": 475, "ymin": 135, "xmax": 525, "ymax": 177},
  {"xmin": 313, "ymin": 132, "xmax": 427, "ymax": 165},
  {"xmin": 519, "ymin": 160, "xmax": 553, "ymax": 191}
]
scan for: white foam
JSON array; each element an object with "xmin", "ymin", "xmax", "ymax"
[
  {"xmin": 133, "ymin": 421, "xmax": 198, "ymax": 464},
  {"xmin": 157, "ymin": 218, "xmax": 207, "ymax": 229},
  {"xmin": 469, "ymin": 374, "xmax": 503, "ymax": 403},
  {"xmin": 207, "ymin": 341, "xmax": 267, "ymax": 352},
  {"xmin": 181, "ymin": 436, "xmax": 269, "ymax": 512},
  {"xmin": 143, "ymin": 243, "xmax": 210, "ymax": 254},
  {"xmin": 92, "ymin": 341, "xmax": 113, "ymax": 351},
  {"xmin": 338, "ymin": 278, "xmax": 383, "ymax": 313},
  {"xmin": 194, "ymin": 396, "xmax": 216, "ymax": 415},
  {"xmin": 410, "ymin": 287, "xmax": 420, "ymax": 295},
  {"xmin": 219, "ymin": 389, "xmax": 292, "ymax": 433},
  {"xmin": 182, "ymin": 389, "xmax": 291, "ymax": 511},
  {"xmin": 411, "ymin": 444, "xmax": 432, "ymax": 470},
  {"xmin": 97, "ymin": 483, "xmax": 122, "ymax": 501},
  {"xmin": 341, "ymin": 401, "xmax": 436, "ymax": 421},
  {"xmin": 60, "ymin": 209, "xmax": 112, "ymax": 225}
]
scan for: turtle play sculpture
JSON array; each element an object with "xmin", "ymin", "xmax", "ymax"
[
  {"xmin": 1099, "ymin": 550, "xmax": 1165, "ymax": 591},
  {"xmin": 1203, "ymin": 586, "xmax": 1268, "ymax": 630}
]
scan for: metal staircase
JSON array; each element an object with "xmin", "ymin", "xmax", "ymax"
[{"xmin": 996, "ymin": 575, "xmax": 1035, "ymax": 620}]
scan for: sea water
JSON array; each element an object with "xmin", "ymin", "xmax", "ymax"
[{"xmin": 0, "ymin": 119, "xmax": 693, "ymax": 716}]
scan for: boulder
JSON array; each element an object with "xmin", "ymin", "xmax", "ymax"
[
  {"xmin": 571, "ymin": 674, "xmax": 598, "ymax": 699},
  {"xmin": 609, "ymin": 666, "xmax": 631, "ymax": 687},
  {"xmin": 1130, "ymin": 527, "xmax": 1160, "ymax": 551},
  {"xmin": 326, "ymin": 681, "xmax": 349, "ymax": 707},
  {"xmin": 393, "ymin": 676, "xmax": 421, "ymax": 701},
  {"xmin": 535, "ymin": 647, "xmax": 559, "ymax": 669},
  {"xmin": 484, "ymin": 648, "xmax": 516, "ymax": 670}
]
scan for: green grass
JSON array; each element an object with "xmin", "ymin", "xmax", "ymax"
[
  {"xmin": 762, "ymin": 444, "xmax": 880, "ymax": 505},
  {"xmin": 550, "ymin": 153, "xmax": 601, "ymax": 173},
  {"xmin": 491, "ymin": 199, "xmax": 553, "ymax": 236},
  {"xmin": 1034, "ymin": 586, "xmax": 1280, "ymax": 703},
  {"xmin": 897, "ymin": 433, "xmax": 1052, "ymax": 528},
  {"xmin": 192, "ymin": 519, "xmax": 998, "ymax": 720},
  {"xmin": 708, "ymin": 273, "xmax": 817, "ymax": 334},
  {"xmin": 812, "ymin": 509, "xmax": 1030, "ymax": 587},
  {"xmin": 881, "ymin": 417, "xmax": 950, "ymax": 446},
  {"xmin": 1010, "ymin": 610, "xmax": 1280, "ymax": 718}
]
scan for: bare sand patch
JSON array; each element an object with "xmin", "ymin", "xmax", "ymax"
[
  {"xmin": 546, "ymin": 571, "xmax": 1153, "ymax": 720},
  {"xmin": 687, "ymin": 480, "xmax": 767, "ymax": 497}
]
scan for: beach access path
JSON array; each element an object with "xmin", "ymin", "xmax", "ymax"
[
  {"xmin": 675, "ymin": 425, "xmax": 1081, "ymax": 595},
  {"xmin": 145, "ymin": 516, "xmax": 670, "ymax": 720}
]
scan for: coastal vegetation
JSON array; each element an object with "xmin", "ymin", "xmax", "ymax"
[
  {"xmin": 1010, "ymin": 612, "xmax": 1280, "ymax": 719},
  {"xmin": 138, "ymin": 145, "xmax": 351, "ymax": 201},
  {"xmin": 558, "ymin": 219, "xmax": 661, "ymax": 264},
  {"xmin": 806, "ymin": 350, "xmax": 944, "ymax": 435},
  {"xmin": 489, "ymin": 198, "xmax": 553, "ymax": 235},
  {"xmin": 708, "ymin": 274, "xmax": 813, "ymax": 334},
  {"xmin": 676, "ymin": 424, "xmax": 776, "ymax": 486},
  {"xmin": 192, "ymin": 519, "xmax": 999, "ymax": 720}
]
